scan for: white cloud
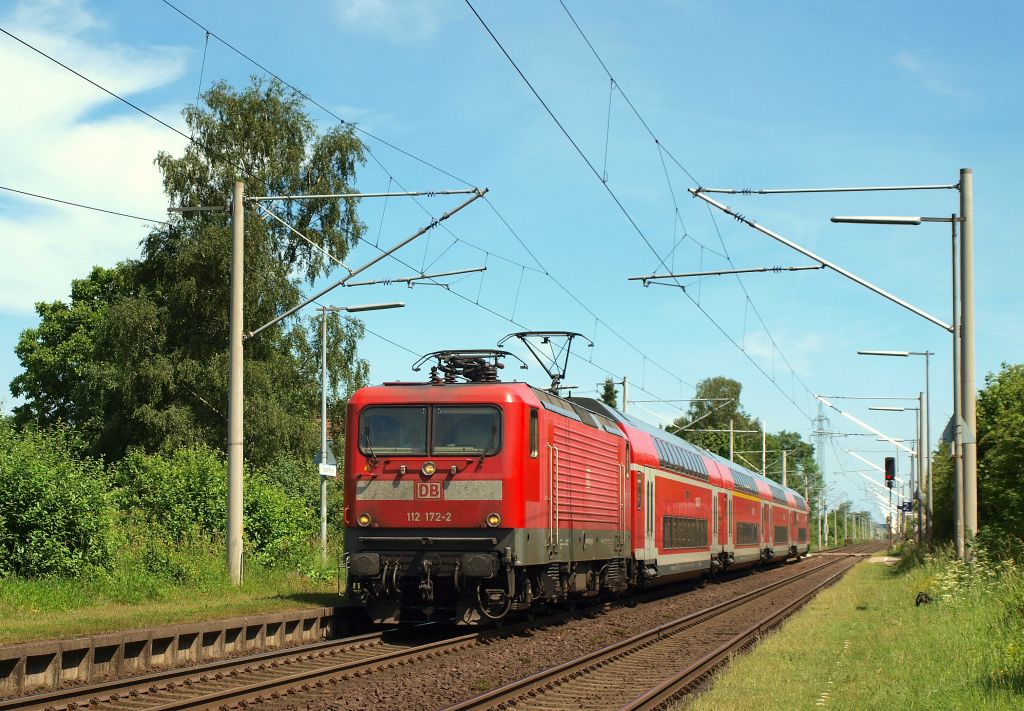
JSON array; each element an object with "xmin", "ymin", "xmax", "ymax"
[
  {"xmin": 893, "ymin": 50, "xmax": 966, "ymax": 98},
  {"xmin": 333, "ymin": 0, "xmax": 452, "ymax": 43},
  {"xmin": 0, "ymin": 0, "xmax": 188, "ymax": 313}
]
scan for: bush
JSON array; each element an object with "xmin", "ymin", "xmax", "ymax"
[
  {"xmin": 0, "ymin": 422, "xmax": 113, "ymax": 577},
  {"xmin": 110, "ymin": 444, "xmax": 316, "ymax": 568},
  {"xmin": 257, "ymin": 452, "xmax": 344, "ymax": 535},
  {"xmin": 111, "ymin": 446, "xmax": 227, "ymax": 541},
  {"xmin": 244, "ymin": 475, "xmax": 316, "ymax": 568}
]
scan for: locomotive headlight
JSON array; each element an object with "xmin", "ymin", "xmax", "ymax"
[
  {"xmin": 356, "ymin": 512, "xmax": 372, "ymax": 527},
  {"xmin": 421, "ymin": 461, "xmax": 437, "ymax": 477},
  {"xmin": 485, "ymin": 512, "xmax": 502, "ymax": 528}
]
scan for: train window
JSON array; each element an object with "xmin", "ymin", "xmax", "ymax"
[
  {"xmin": 693, "ymin": 454, "xmax": 708, "ymax": 477},
  {"xmin": 529, "ymin": 409, "xmax": 539, "ymax": 458},
  {"xmin": 666, "ymin": 442, "xmax": 680, "ymax": 471},
  {"xmin": 736, "ymin": 522, "xmax": 759, "ymax": 545},
  {"xmin": 432, "ymin": 406, "xmax": 502, "ymax": 456},
  {"xmin": 359, "ymin": 406, "xmax": 427, "ymax": 456},
  {"xmin": 636, "ymin": 474, "xmax": 642, "ymax": 511},
  {"xmin": 662, "ymin": 515, "xmax": 709, "ymax": 549}
]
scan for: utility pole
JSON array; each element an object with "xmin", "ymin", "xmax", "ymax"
[
  {"xmin": 952, "ymin": 216, "xmax": 965, "ymax": 559},
  {"xmin": 888, "ymin": 484, "xmax": 893, "ymax": 550},
  {"xmin": 729, "ymin": 419, "xmax": 734, "ymax": 461},
  {"xmin": 320, "ymin": 307, "xmax": 329, "ymax": 563},
  {"xmin": 316, "ymin": 302, "xmax": 402, "ymax": 563},
  {"xmin": 621, "ymin": 376, "xmax": 629, "ymax": 413},
  {"xmin": 924, "ymin": 382, "xmax": 932, "ymax": 546},
  {"xmin": 227, "ymin": 181, "xmax": 244, "ymax": 585},
  {"xmin": 921, "ymin": 395, "xmax": 929, "ymax": 545},
  {"xmin": 960, "ymin": 168, "xmax": 977, "ymax": 559},
  {"xmin": 782, "ymin": 449, "xmax": 788, "ymax": 487},
  {"xmin": 761, "ymin": 421, "xmax": 767, "ymax": 476},
  {"xmin": 823, "ymin": 502, "xmax": 829, "ymax": 548}
]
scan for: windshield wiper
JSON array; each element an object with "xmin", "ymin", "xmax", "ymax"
[{"xmin": 363, "ymin": 426, "xmax": 378, "ymax": 463}]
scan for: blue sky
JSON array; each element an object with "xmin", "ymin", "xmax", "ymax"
[{"xmin": 2, "ymin": 0, "xmax": 1021, "ymax": 521}]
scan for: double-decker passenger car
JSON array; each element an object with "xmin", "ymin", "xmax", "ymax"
[{"xmin": 344, "ymin": 360, "xmax": 809, "ymax": 624}]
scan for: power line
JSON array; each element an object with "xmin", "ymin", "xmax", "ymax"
[
  {"xmin": 0, "ymin": 25, "xmax": 280, "ymax": 203},
  {"xmin": 157, "ymin": 0, "xmax": 699, "ymax": 404},
  {"xmin": 556, "ymin": 1, "xmax": 820, "ymax": 416},
  {"xmin": 0, "ymin": 185, "xmax": 168, "ymax": 224},
  {"xmin": 556, "ymin": 1, "xmax": 699, "ymax": 186},
  {"xmin": 465, "ymin": 1, "xmax": 812, "ymax": 420},
  {"xmin": 5, "ymin": 6, "xmax": 694, "ymax": 417},
  {"xmin": 160, "ymin": 0, "xmax": 475, "ymax": 189}
]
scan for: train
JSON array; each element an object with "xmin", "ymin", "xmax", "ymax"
[{"xmin": 343, "ymin": 349, "xmax": 810, "ymax": 624}]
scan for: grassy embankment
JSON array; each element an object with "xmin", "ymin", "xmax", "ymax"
[
  {"xmin": 0, "ymin": 546, "xmax": 345, "ymax": 645},
  {"xmin": 686, "ymin": 547, "xmax": 1024, "ymax": 710},
  {"xmin": 1, "ymin": 425, "xmax": 347, "ymax": 645}
]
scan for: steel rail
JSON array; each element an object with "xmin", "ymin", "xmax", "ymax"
[
  {"xmin": 620, "ymin": 555, "xmax": 865, "ymax": 710},
  {"xmin": 444, "ymin": 547, "xmax": 875, "ymax": 710},
  {"xmin": 5, "ymin": 591, "xmax": 667, "ymax": 711},
  {"xmin": 128, "ymin": 594, "xmax": 661, "ymax": 711},
  {"xmin": 0, "ymin": 631, "xmax": 388, "ymax": 711},
  {"xmin": 3, "ymin": 546, "xmax": 876, "ymax": 711}
]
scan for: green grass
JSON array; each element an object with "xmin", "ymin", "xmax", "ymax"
[
  {"xmin": 0, "ymin": 544, "xmax": 345, "ymax": 645},
  {"xmin": 686, "ymin": 548, "xmax": 1024, "ymax": 710}
]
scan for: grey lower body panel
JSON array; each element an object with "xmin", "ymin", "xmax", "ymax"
[
  {"xmin": 649, "ymin": 558, "xmax": 709, "ymax": 578},
  {"xmin": 347, "ymin": 527, "xmax": 628, "ymax": 568}
]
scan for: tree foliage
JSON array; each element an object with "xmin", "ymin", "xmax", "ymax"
[
  {"xmin": 0, "ymin": 421, "xmax": 112, "ymax": 577},
  {"xmin": 976, "ymin": 363, "xmax": 1024, "ymax": 537},
  {"xmin": 667, "ymin": 376, "xmax": 820, "ymax": 494},
  {"xmin": 10, "ymin": 78, "xmax": 369, "ymax": 464},
  {"xmin": 599, "ymin": 377, "xmax": 618, "ymax": 408},
  {"xmin": 929, "ymin": 362, "xmax": 1024, "ymax": 545},
  {"xmin": 668, "ymin": 376, "xmax": 752, "ymax": 459}
]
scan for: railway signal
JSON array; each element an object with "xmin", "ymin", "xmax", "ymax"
[{"xmin": 884, "ymin": 457, "xmax": 896, "ymax": 489}]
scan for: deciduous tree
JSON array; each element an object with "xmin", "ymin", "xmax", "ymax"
[{"xmin": 11, "ymin": 78, "xmax": 369, "ymax": 464}]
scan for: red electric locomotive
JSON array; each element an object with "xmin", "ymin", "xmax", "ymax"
[{"xmin": 344, "ymin": 347, "xmax": 809, "ymax": 624}]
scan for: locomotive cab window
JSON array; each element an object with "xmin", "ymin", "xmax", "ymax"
[
  {"xmin": 432, "ymin": 406, "xmax": 502, "ymax": 456},
  {"xmin": 359, "ymin": 406, "xmax": 427, "ymax": 456}
]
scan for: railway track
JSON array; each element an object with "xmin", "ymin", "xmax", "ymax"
[
  {"xmin": 0, "ymin": 629, "xmax": 425, "ymax": 711},
  {"xmin": 445, "ymin": 544, "xmax": 878, "ymax": 711},
  {"xmin": 2, "ymin": 545, "xmax": 877, "ymax": 711},
  {"xmin": 0, "ymin": 601, "xmax": 623, "ymax": 711}
]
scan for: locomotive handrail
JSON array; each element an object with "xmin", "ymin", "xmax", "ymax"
[
  {"xmin": 553, "ymin": 445, "xmax": 560, "ymax": 550},
  {"xmin": 546, "ymin": 443, "xmax": 555, "ymax": 549},
  {"xmin": 618, "ymin": 463, "xmax": 626, "ymax": 541}
]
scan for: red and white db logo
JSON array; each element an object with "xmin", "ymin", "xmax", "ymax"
[{"xmin": 415, "ymin": 482, "xmax": 442, "ymax": 499}]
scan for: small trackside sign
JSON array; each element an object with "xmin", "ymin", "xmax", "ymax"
[{"xmin": 415, "ymin": 481, "xmax": 443, "ymax": 499}]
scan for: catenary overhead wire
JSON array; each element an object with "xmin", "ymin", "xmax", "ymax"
[
  {"xmin": 159, "ymin": 0, "xmax": 474, "ymax": 189},
  {"xmin": 156, "ymin": 0, "xmax": 699, "ymax": 402},
  {"xmin": 465, "ymin": 1, "xmax": 812, "ymax": 420},
  {"xmin": 3, "ymin": 5, "xmax": 693, "ymax": 417},
  {"xmin": 0, "ymin": 185, "xmax": 169, "ymax": 224},
  {"xmin": 557, "ymin": 0, "xmax": 818, "ymax": 410}
]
